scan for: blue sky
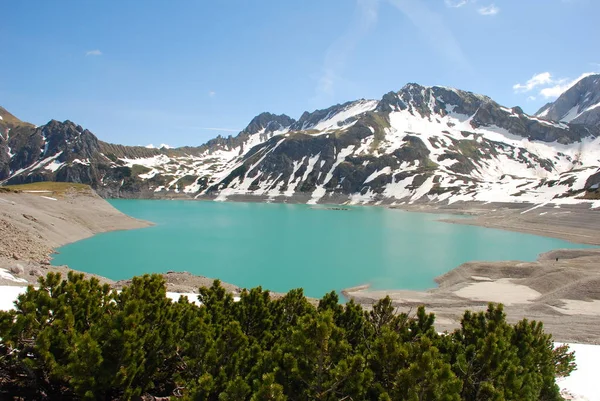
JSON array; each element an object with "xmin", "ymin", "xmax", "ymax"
[{"xmin": 1, "ymin": 0, "xmax": 598, "ymax": 147}]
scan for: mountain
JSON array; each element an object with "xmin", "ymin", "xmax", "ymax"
[
  {"xmin": 1, "ymin": 82, "xmax": 600, "ymax": 206},
  {"xmin": 536, "ymin": 73, "xmax": 600, "ymax": 126},
  {"xmin": 0, "ymin": 111, "xmax": 298, "ymax": 198}
]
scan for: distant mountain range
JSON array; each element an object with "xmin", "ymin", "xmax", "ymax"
[{"xmin": 1, "ymin": 74, "xmax": 599, "ymax": 206}]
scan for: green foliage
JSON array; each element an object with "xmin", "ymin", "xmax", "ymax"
[
  {"xmin": 174, "ymin": 174, "xmax": 199, "ymax": 189},
  {"xmin": 0, "ymin": 274, "xmax": 575, "ymax": 400},
  {"xmin": 457, "ymin": 139, "xmax": 481, "ymax": 159}
]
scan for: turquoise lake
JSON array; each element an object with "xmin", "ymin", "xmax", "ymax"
[{"xmin": 52, "ymin": 200, "xmax": 594, "ymax": 298}]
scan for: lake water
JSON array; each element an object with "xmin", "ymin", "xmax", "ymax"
[{"xmin": 51, "ymin": 200, "xmax": 594, "ymax": 298}]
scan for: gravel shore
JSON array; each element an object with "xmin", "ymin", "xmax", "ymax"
[
  {"xmin": 343, "ymin": 201, "xmax": 600, "ymax": 343},
  {"xmin": 1, "ymin": 186, "xmax": 249, "ymax": 297},
  {"xmin": 2, "ymin": 188, "xmax": 599, "ymax": 342}
]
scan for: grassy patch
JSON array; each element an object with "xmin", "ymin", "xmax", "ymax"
[
  {"xmin": 422, "ymin": 158, "xmax": 439, "ymax": 171},
  {"xmin": 363, "ymin": 112, "xmax": 390, "ymax": 151},
  {"xmin": 579, "ymin": 190, "xmax": 600, "ymax": 200},
  {"xmin": 174, "ymin": 175, "xmax": 198, "ymax": 189},
  {"xmin": 457, "ymin": 140, "xmax": 481, "ymax": 159},
  {"xmin": 1, "ymin": 182, "xmax": 91, "ymax": 196},
  {"xmin": 105, "ymin": 153, "xmax": 119, "ymax": 163},
  {"xmin": 131, "ymin": 164, "xmax": 152, "ymax": 176}
]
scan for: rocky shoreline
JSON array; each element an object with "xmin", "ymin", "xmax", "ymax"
[
  {"xmin": 0, "ymin": 186, "xmax": 267, "ymax": 298},
  {"xmin": 2, "ymin": 186, "xmax": 600, "ymax": 342},
  {"xmin": 343, "ymin": 249, "xmax": 600, "ymax": 344},
  {"xmin": 395, "ymin": 200, "xmax": 600, "ymax": 246}
]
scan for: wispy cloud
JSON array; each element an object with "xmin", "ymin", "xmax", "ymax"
[
  {"xmin": 478, "ymin": 4, "xmax": 500, "ymax": 15},
  {"xmin": 527, "ymin": 96, "xmax": 537, "ymax": 102},
  {"xmin": 540, "ymin": 84, "xmax": 570, "ymax": 99},
  {"xmin": 388, "ymin": 0, "xmax": 471, "ymax": 71},
  {"xmin": 208, "ymin": 90, "xmax": 216, "ymax": 97},
  {"xmin": 313, "ymin": 0, "xmax": 379, "ymax": 104},
  {"xmin": 513, "ymin": 72, "xmax": 554, "ymax": 93},
  {"xmin": 444, "ymin": 0, "xmax": 468, "ymax": 8},
  {"xmin": 85, "ymin": 49, "xmax": 102, "ymax": 56},
  {"xmin": 445, "ymin": 1, "xmax": 501, "ymax": 16},
  {"xmin": 540, "ymin": 72, "xmax": 597, "ymax": 98}
]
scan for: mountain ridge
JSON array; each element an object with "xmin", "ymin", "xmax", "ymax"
[{"xmin": 1, "ymin": 79, "xmax": 599, "ymax": 207}]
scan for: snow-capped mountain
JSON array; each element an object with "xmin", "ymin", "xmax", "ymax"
[
  {"xmin": 536, "ymin": 73, "xmax": 600, "ymax": 126},
  {"xmin": 2, "ymin": 81, "xmax": 600, "ymax": 206}
]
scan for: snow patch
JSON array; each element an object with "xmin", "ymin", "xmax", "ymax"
[
  {"xmin": 556, "ymin": 343, "xmax": 600, "ymax": 401},
  {"xmin": 44, "ymin": 160, "xmax": 65, "ymax": 172},
  {"xmin": 0, "ymin": 268, "xmax": 28, "ymax": 284},
  {"xmin": 309, "ymin": 99, "xmax": 378, "ymax": 132}
]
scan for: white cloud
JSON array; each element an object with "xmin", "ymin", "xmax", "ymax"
[
  {"xmin": 208, "ymin": 91, "xmax": 216, "ymax": 97},
  {"xmin": 527, "ymin": 96, "xmax": 537, "ymax": 102},
  {"xmin": 513, "ymin": 72, "xmax": 554, "ymax": 93},
  {"xmin": 444, "ymin": 0, "xmax": 468, "ymax": 7},
  {"xmin": 85, "ymin": 49, "xmax": 102, "ymax": 56},
  {"xmin": 540, "ymin": 83, "xmax": 572, "ymax": 99},
  {"xmin": 515, "ymin": 71, "xmax": 598, "ymax": 99},
  {"xmin": 478, "ymin": 4, "xmax": 500, "ymax": 15},
  {"xmin": 540, "ymin": 72, "xmax": 598, "ymax": 98}
]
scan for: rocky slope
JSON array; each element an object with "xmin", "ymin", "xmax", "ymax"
[
  {"xmin": 0, "ymin": 183, "xmax": 150, "ymax": 264},
  {"xmin": 1, "ymin": 79, "xmax": 600, "ymax": 206}
]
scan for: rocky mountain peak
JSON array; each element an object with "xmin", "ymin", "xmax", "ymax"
[
  {"xmin": 290, "ymin": 99, "xmax": 379, "ymax": 131},
  {"xmin": 375, "ymin": 91, "xmax": 407, "ymax": 113},
  {"xmin": 536, "ymin": 73, "xmax": 600, "ymax": 126},
  {"xmin": 377, "ymin": 83, "xmax": 492, "ymax": 119},
  {"xmin": 41, "ymin": 120, "xmax": 100, "ymax": 160},
  {"xmin": 0, "ymin": 106, "xmax": 35, "ymax": 134},
  {"xmin": 241, "ymin": 112, "xmax": 296, "ymax": 135}
]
